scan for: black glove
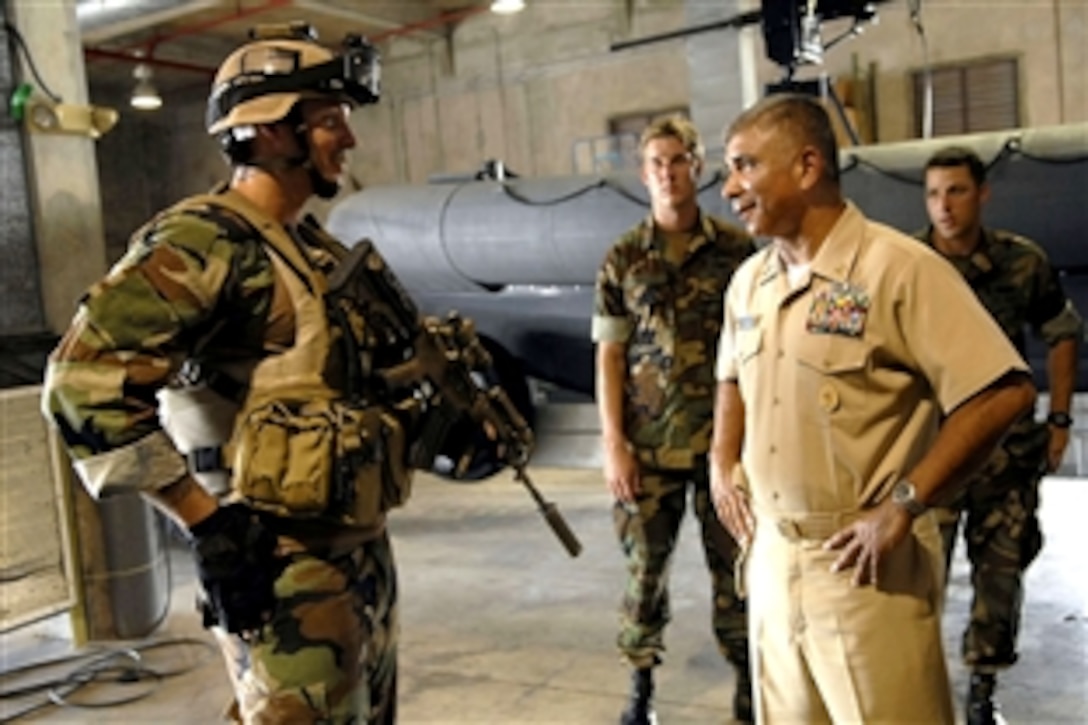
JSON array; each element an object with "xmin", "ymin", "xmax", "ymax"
[{"xmin": 189, "ymin": 503, "xmax": 281, "ymax": 637}]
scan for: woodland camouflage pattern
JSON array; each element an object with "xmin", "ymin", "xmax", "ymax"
[
  {"xmin": 595, "ymin": 212, "xmax": 754, "ymax": 673},
  {"xmin": 919, "ymin": 228, "xmax": 1082, "ymax": 358},
  {"xmin": 217, "ymin": 533, "xmax": 398, "ymax": 723},
  {"xmin": 920, "ymin": 226, "xmax": 1083, "ymax": 668},
  {"xmin": 613, "ymin": 466, "xmax": 749, "ymax": 670},
  {"xmin": 44, "ymin": 193, "xmax": 400, "ymax": 722},
  {"xmin": 43, "ymin": 198, "xmax": 283, "ymax": 460},
  {"xmin": 593, "ymin": 213, "xmax": 757, "ymax": 470}
]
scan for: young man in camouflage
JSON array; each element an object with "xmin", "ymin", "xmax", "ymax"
[
  {"xmin": 920, "ymin": 146, "xmax": 1083, "ymax": 725},
  {"xmin": 593, "ymin": 115, "xmax": 756, "ymax": 725},
  {"xmin": 43, "ymin": 26, "xmax": 405, "ymax": 723}
]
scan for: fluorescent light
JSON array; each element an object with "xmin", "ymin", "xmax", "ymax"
[{"xmin": 490, "ymin": 0, "xmax": 525, "ymax": 14}]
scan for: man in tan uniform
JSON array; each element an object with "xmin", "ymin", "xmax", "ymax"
[{"xmin": 708, "ymin": 94, "xmax": 1037, "ymax": 723}]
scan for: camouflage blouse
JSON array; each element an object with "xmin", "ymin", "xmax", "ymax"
[
  {"xmin": 917, "ymin": 227, "xmax": 1083, "ymax": 354},
  {"xmin": 42, "ymin": 190, "xmax": 337, "ymax": 496},
  {"xmin": 592, "ymin": 212, "xmax": 755, "ymax": 469}
]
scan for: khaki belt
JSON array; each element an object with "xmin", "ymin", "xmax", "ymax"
[{"xmin": 765, "ymin": 510, "xmax": 862, "ymax": 541}]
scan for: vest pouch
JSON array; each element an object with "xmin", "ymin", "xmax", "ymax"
[
  {"xmin": 332, "ymin": 403, "xmax": 413, "ymax": 525},
  {"xmin": 281, "ymin": 407, "xmax": 335, "ymax": 514},
  {"xmin": 232, "ymin": 398, "xmax": 413, "ymax": 524},
  {"xmin": 232, "ymin": 400, "xmax": 335, "ymax": 517},
  {"xmin": 335, "ymin": 403, "xmax": 382, "ymax": 525}
]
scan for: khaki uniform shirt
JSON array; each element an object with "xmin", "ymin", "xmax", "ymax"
[
  {"xmin": 593, "ymin": 212, "xmax": 754, "ymax": 469},
  {"xmin": 717, "ymin": 203, "xmax": 1028, "ymax": 515}
]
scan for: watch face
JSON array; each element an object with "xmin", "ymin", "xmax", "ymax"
[
  {"xmin": 893, "ymin": 481, "xmax": 914, "ymax": 502},
  {"xmin": 892, "ymin": 480, "xmax": 925, "ymax": 516}
]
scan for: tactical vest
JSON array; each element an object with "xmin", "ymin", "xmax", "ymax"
[{"xmin": 157, "ymin": 190, "xmax": 413, "ymax": 526}]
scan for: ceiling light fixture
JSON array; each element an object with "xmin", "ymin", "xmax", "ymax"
[
  {"xmin": 490, "ymin": 0, "xmax": 525, "ymax": 14},
  {"xmin": 130, "ymin": 62, "xmax": 162, "ymax": 111}
]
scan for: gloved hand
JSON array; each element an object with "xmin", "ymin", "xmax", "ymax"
[{"xmin": 189, "ymin": 503, "xmax": 281, "ymax": 637}]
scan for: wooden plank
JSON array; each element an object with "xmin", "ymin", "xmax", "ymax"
[{"xmin": 0, "ymin": 385, "xmax": 78, "ymax": 632}]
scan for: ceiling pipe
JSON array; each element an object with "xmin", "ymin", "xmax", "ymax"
[
  {"xmin": 84, "ymin": 0, "xmax": 291, "ymax": 74},
  {"xmin": 83, "ymin": 46, "xmax": 215, "ymax": 76},
  {"xmin": 78, "ymin": 0, "xmax": 220, "ymax": 44},
  {"xmin": 83, "ymin": 1, "xmax": 492, "ymax": 76},
  {"xmin": 136, "ymin": 0, "xmax": 293, "ymax": 52},
  {"xmin": 291, "ymin": 0, "xmax": 438, "ymax": 36},
  {"xmin": 370, "ymin": 4, "xmax": 490, "ymax": 43}
]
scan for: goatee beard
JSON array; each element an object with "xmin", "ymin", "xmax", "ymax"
[{"xmin": 310, "ymin": 168, "xmax": 341, "ymax": 200}]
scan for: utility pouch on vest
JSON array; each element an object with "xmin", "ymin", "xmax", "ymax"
[
  {"xmin": 231, "ymin": 398, "xmax": 412, "ymax": 524},
  {"xmin": 332, "ymin": 402, "xmax": 413, "ymax": 522}
]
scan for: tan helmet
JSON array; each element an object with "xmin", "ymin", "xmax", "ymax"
[
  {"xmin": 206, "ymin": 25, "xmax": 379, "ymax": 137},
  {"xmin": 206, "ymin": 38, "xmax": 332, "ymax": 135}
]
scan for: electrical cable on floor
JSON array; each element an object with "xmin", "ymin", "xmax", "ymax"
[{"xmin": 0, "ymin": 636, "xmax": 217, "ymax": 723}]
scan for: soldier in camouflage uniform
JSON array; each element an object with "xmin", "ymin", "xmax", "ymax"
[
  {"xmin": 593, "ymin": 115, "xmax": 756, "ymax": 725},
  {"xmin": 42, "ymin": 25, "xmax": 404, "ymax": 724},
  {"xmin": 920, "ymin": 146, "xmax": 1083, "ymax": 725}
]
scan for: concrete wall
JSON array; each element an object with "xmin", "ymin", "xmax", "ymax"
[
  {"xmin": 0, "ymin": 1, "xmax": 45, "ymax": 334},
  {"xmin": 368, "ymin": 1, "xmax": 692, "ymax": 183},
  {"xmin": 90, "ymin": 82, "xmax": 221, "ymax": 263},
  {"xmin": 7, "ymin": 0, "xmax": 109, "ymax": 333},
  {"xmin": 88, "ymin": 0, "xmax": 1087, "ymax": 259},
  {"xmin": 764, "ymin": 0, "xmax": 1088, "ymax": 143}
]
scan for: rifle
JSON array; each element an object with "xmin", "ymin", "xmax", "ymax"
[{"xmin": 326, "ymin": 238, "xmax": 582, "ymax": 557}]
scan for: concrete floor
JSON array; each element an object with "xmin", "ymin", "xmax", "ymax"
[{"xmin": 2, "ymin": 467, "xmax": 1086, "ymax": 724}]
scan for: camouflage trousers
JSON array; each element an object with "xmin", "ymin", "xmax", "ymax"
[
  {"xmin": 613, "ymin": 463, "xmax": 748, "ymax": 670},
  {"xmin": 937, "ymin": 422, "xmax": 1047, "ymax": 669},
  {"xmin": 213, "ymin": 531, "xmax": 399, "ymax": 724}
]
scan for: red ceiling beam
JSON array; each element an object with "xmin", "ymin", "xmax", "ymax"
[
  {"xmin": 83, "ymin": 1, "xmax": 491, "ymax": 75},
  {"xmin": 370, "ymin": 5, "xmax": 489, "ymax": 42},
  {"xmin": 86, "ymin": 0, "xmax": 293, "ymax": 62},
  {"xmin": 84, "ymin": 0, "xmax": 293, "ymax": 70},
  {"xmin": 83, "ymin": 46, "xmax": 216, "ymax": 76},
  {"xmin": 140, "ymin": 0, "xmax": 294, "ymax": 51}
]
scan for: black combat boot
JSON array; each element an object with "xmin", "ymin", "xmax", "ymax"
[
  {"xmin": 732, "ymin": 663, "xmax": 754, "ymax": 724},
  {"xmin": 966, "ymin": 672, "xmax": 1006, "ymax": 725},
  {"xmin": 619, "ymin": 667, "xmax": 656, "ymax": 725}
]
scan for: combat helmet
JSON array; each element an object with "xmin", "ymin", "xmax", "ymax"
[{"xmin": 206, "ymin": 21, "xmax": 380, "ymax": 144}]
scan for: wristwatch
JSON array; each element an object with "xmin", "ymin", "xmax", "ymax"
[
  {"xmin": 891, "ymin": 479, "xmax": 927, "ymax": 518},
  {"xmin": 1047, "ymin": 411, "xmax": 1073, "ymax": 429}
]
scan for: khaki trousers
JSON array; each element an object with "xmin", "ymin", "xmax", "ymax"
[{"xmin": 746, "ymin": 511, "xmax": 954, "ymax": 724}]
